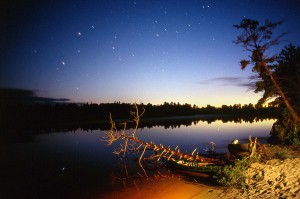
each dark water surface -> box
[0,118,275,199]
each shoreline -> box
[95,157,300,199]
[95,175,224,199]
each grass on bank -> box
[213,145,293,190]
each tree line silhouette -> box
[1,101,278,128]
[0,100,278,143]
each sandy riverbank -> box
[97,157,300,199]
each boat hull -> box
[169,160,223,174]
[228,143,250,157]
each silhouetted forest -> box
[0,87,278,141]
[1,101,278,126]
[0,99,279,142]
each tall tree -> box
[233,18,300,124]
[273,44,300,111]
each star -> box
[61,61,66,65]
[163,8,167,15]
[77,32,82,36]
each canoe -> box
[169,159,223,174]
[228,143,250,157]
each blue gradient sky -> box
[1,0,300,106]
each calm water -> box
[0,118,275,199]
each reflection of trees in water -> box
[1,99,277,126]
[1,99,278,143]
[138,115,275,129]
[1,114,276,143]
[103,105,225,186]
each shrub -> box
[214,156,260,189]
[272,146,293,160]
[258,144,292,161]
[269,117,300,145]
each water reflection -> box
[1,115,277,143]
[0,118,276,198]
[138,119,276,153]
[100,118,276,197]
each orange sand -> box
[92,157,300,199]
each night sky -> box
[1,0,300,106]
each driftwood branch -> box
[102,104,224,166]
[248,136,257,157]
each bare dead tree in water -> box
[102,103,224,182]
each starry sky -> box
[1,0,300,107]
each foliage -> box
[270,119,300,145]
[233,18,285,75]
[258,144,293,161]
[234,18,300,145]
[234,19,274,103]
[214,156,260,189]
[268,45,300,144]
[1,97,278,127]
[214,143,293,190]
[272,146,293,159]
[272,45,300,111]
[234,18,299,125]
